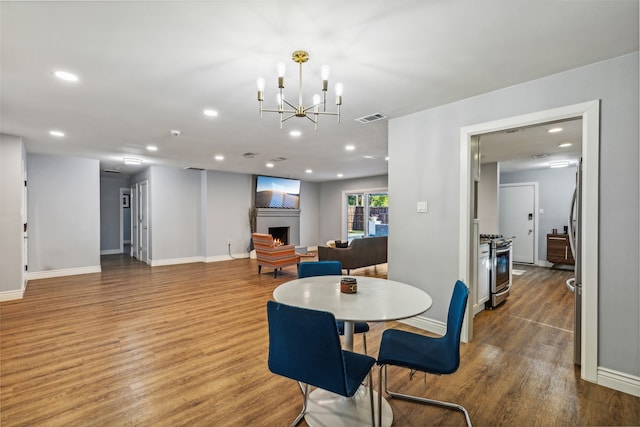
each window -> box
[345,191,388,240]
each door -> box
[499,183,536,264]
[139,180,149,264]
[131,184,138,258]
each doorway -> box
[459,100,600,382]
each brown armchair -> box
[252,233,300,278]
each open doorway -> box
[459,101,600,382]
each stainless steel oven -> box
[481,235,513,308]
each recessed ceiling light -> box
[385,156,389,161]
[305,169,312,174]
[290,130,301,137]
[49,130,65,137]
[558,142,572,148]
[214,155,224,161]
[337,173,343,178]
[54,70,79,82]
[146,145,158,151]
[363,155,374,159]
[123,158,142,166]
[548,127,563,133]
[549,160,569,168]
[266,162,274,168]
[345,145,355,151]
[203,109,218,117]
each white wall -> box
[501,166,577,263]
[389,53,639,378]
[0,134,25,296]
[27,153,101,275]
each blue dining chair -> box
[267,301,376,426]
[298,261,370,354]
[376,280,472,427]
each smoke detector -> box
[170,129,182,137]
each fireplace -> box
[256,208,300,246]
[269,227,290,245]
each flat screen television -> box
[255,175,301,209]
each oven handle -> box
[495,245,512,255]
[494,284,511,297]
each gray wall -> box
[149,166,202,261]
[318,175,388,244]
[478,162,499,234]
[501,166,577,263]
[27,153,101,272]
[389,53,639,377]
[0,134,25,294]
[299,180,320,247]
[205,170,252,256]
[100,174,131,252]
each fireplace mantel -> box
[256,208,300,246]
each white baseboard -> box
[399,314,446,336]
[0,288,25,302]
[597,367,640,397]
[100,249,122,255]
[27,265,102,280]
[149,256,204,267]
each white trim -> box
[597,367,640,398]
[459,100,600,384]
[0,288,25,302]
[149,257,204,267]
[100,249,122,255]
[27,265,101,280]
[399,315,447,337]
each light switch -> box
[417,201,428,213]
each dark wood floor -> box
[1,256,638,426]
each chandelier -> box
[256,50,343,130]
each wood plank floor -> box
[1,256,638,426]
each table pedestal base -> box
[305,386,393,427]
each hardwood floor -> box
[1,256,638,426]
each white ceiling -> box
[1,1,637,181]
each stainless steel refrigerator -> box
[566,157,582,366]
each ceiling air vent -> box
[103,169,121,174]
[242,152,257,159]
[355,113,388,124]
[185,167,204,171]
[270,157,287,162]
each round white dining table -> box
[273,275,432,427]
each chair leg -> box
[362,332,368,355]
[291,382,309,427]
[379,364,472,427]
[258,265,262,274]
[368,369,375,427]
[274,268,278,278]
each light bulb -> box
[321,65,330,81]
[276,62,286,77]
[335,82,344,96]
[313,94,321,106]
[256,77,265,91]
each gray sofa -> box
[317,236,388,274]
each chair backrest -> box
[252,233,274,249]
[442,280,469,371]
[267,301,350,397]
[298,261,342,278]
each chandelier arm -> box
[282,99,297,110]
[281,113,297,123]
[262,107,296,114]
